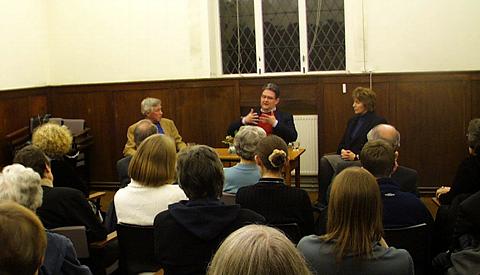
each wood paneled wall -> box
[1,71,479,193]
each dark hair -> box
[133,119,158,147]
[262,83,281,98]
[360,140,395,177]
[13,145,49,178]
[256,135,288,172]
[176,145,224,199]
[352,87,376,112]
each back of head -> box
[0,164,43,211]
[176,145,224,199]
[360,139,396,178]
[324,167,383,260]
[256,135,289,172]
[128,134,176,187]
[262,82,281,98]
[133,119,158,147]
[367,124,401,151]
[467,118,480,154]
[13,145,50,178]
[234,126,267,160]
[207,224,311,275]
[352,87,376,112]
[32,123,73,159]
[0,201,47,275]
[141,97,161,116]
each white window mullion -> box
[253,0,264,74]
[298,0,309,73]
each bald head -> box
[133,119,158,147]
[367,124,400,150]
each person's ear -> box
[44,164,54,180]
[255,155,262,166]
[394,151,399,161]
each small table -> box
[215,147,306,188]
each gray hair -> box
[367,124,401,150]
[234,126,267,160]
[468,118,480,154]
[141,97,161,116]
[0,164,43,211]
[176,145,224,199]
[134,119,158,147]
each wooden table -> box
[215,147,306,188]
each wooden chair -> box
[220,192,236,205]
[5,126,31,161]
[51,226,118,275]
[384,223,431,275]
[116,223,161,275]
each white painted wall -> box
[348,0,480,73]
[47,0,211,85]
[1,1,479,90]
[0,0,49,90]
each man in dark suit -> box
[117,119,158,188]
[227,83,297,143]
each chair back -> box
[51,226,90,258]
[116,223,161,275]
[220,192,236,205]
[384,223,430,275]
[272,223,302,244]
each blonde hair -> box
[128,134,176,187]
[207,225,312,275]
[0,201,47,275]
[32,123,73,158]
[322,167,383,261]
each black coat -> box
[337,111,387,154]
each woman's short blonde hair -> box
[234,126,267,160]
[207,224,312,275]
[0,201,47,275]
[128,134,176,187]
[32,123,73,158]
[352,87,377,112]
[322,166,383,261]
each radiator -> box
[292,115,318,176]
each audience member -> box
[227,82,297,143]
[115,134,187,225]
[236,135,314,237]
[0,164,91,275]
[361,140,433,228]
[223,126,266,194]
[318,87,387,204]
[154,145,265,275]
[0,201,47,275]
[123,97,186,156]
[298,167,413,275]
[32,123,89,196]
[117,119,157,188]
[366,124,419,196]
[207,224,312,275]
[14,145,107,242]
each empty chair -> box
[116,223,161,275]
[384,223,430,275]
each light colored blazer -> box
[123,118,186,156]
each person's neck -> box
[240,158,255,165]
[261,107,276,113]
[261,171,283,179]
[40,178,53,187]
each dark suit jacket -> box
[452,190,480,248]
[227,109,298,143]
[116,156,132,188]
[392,166,419,197]
[337,112,387,154]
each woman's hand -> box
[435,186,451,199]
[340,149,357,161]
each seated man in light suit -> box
[123,97,186,156]
[227,83,297,144]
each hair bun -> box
[268,149,287,168]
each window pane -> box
[262,0,300,73]
[306,0,345,71]
[219,0,256,74]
